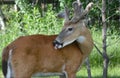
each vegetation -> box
[0,0,120,77]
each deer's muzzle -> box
[53,40,63,49]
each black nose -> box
[53,40,63,47]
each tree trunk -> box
[102,0,109,78]
[85,57,92,78]
[0,8,6,31]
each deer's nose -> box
[53,40,63,49]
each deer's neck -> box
[76,27,93,58]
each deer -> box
[2,1,94,78]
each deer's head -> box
[54,1,93,49]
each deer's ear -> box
[56,7,70,23]
[56,11,66,19]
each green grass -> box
[77,66,120,78]
[0,66,120,78]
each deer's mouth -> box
[53,40,63,49]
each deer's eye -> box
[68,27,73,31]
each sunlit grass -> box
[77,66,120,78]
[0,69,3,78]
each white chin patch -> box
[77,36,86,43]
[63,39,76,47]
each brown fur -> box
[1,35,83,78]
[2,31,93,78]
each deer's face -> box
[54,21,84,49]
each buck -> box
[2,1,94,78]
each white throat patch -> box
[77,36,86,43]
[63,39,76,48]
